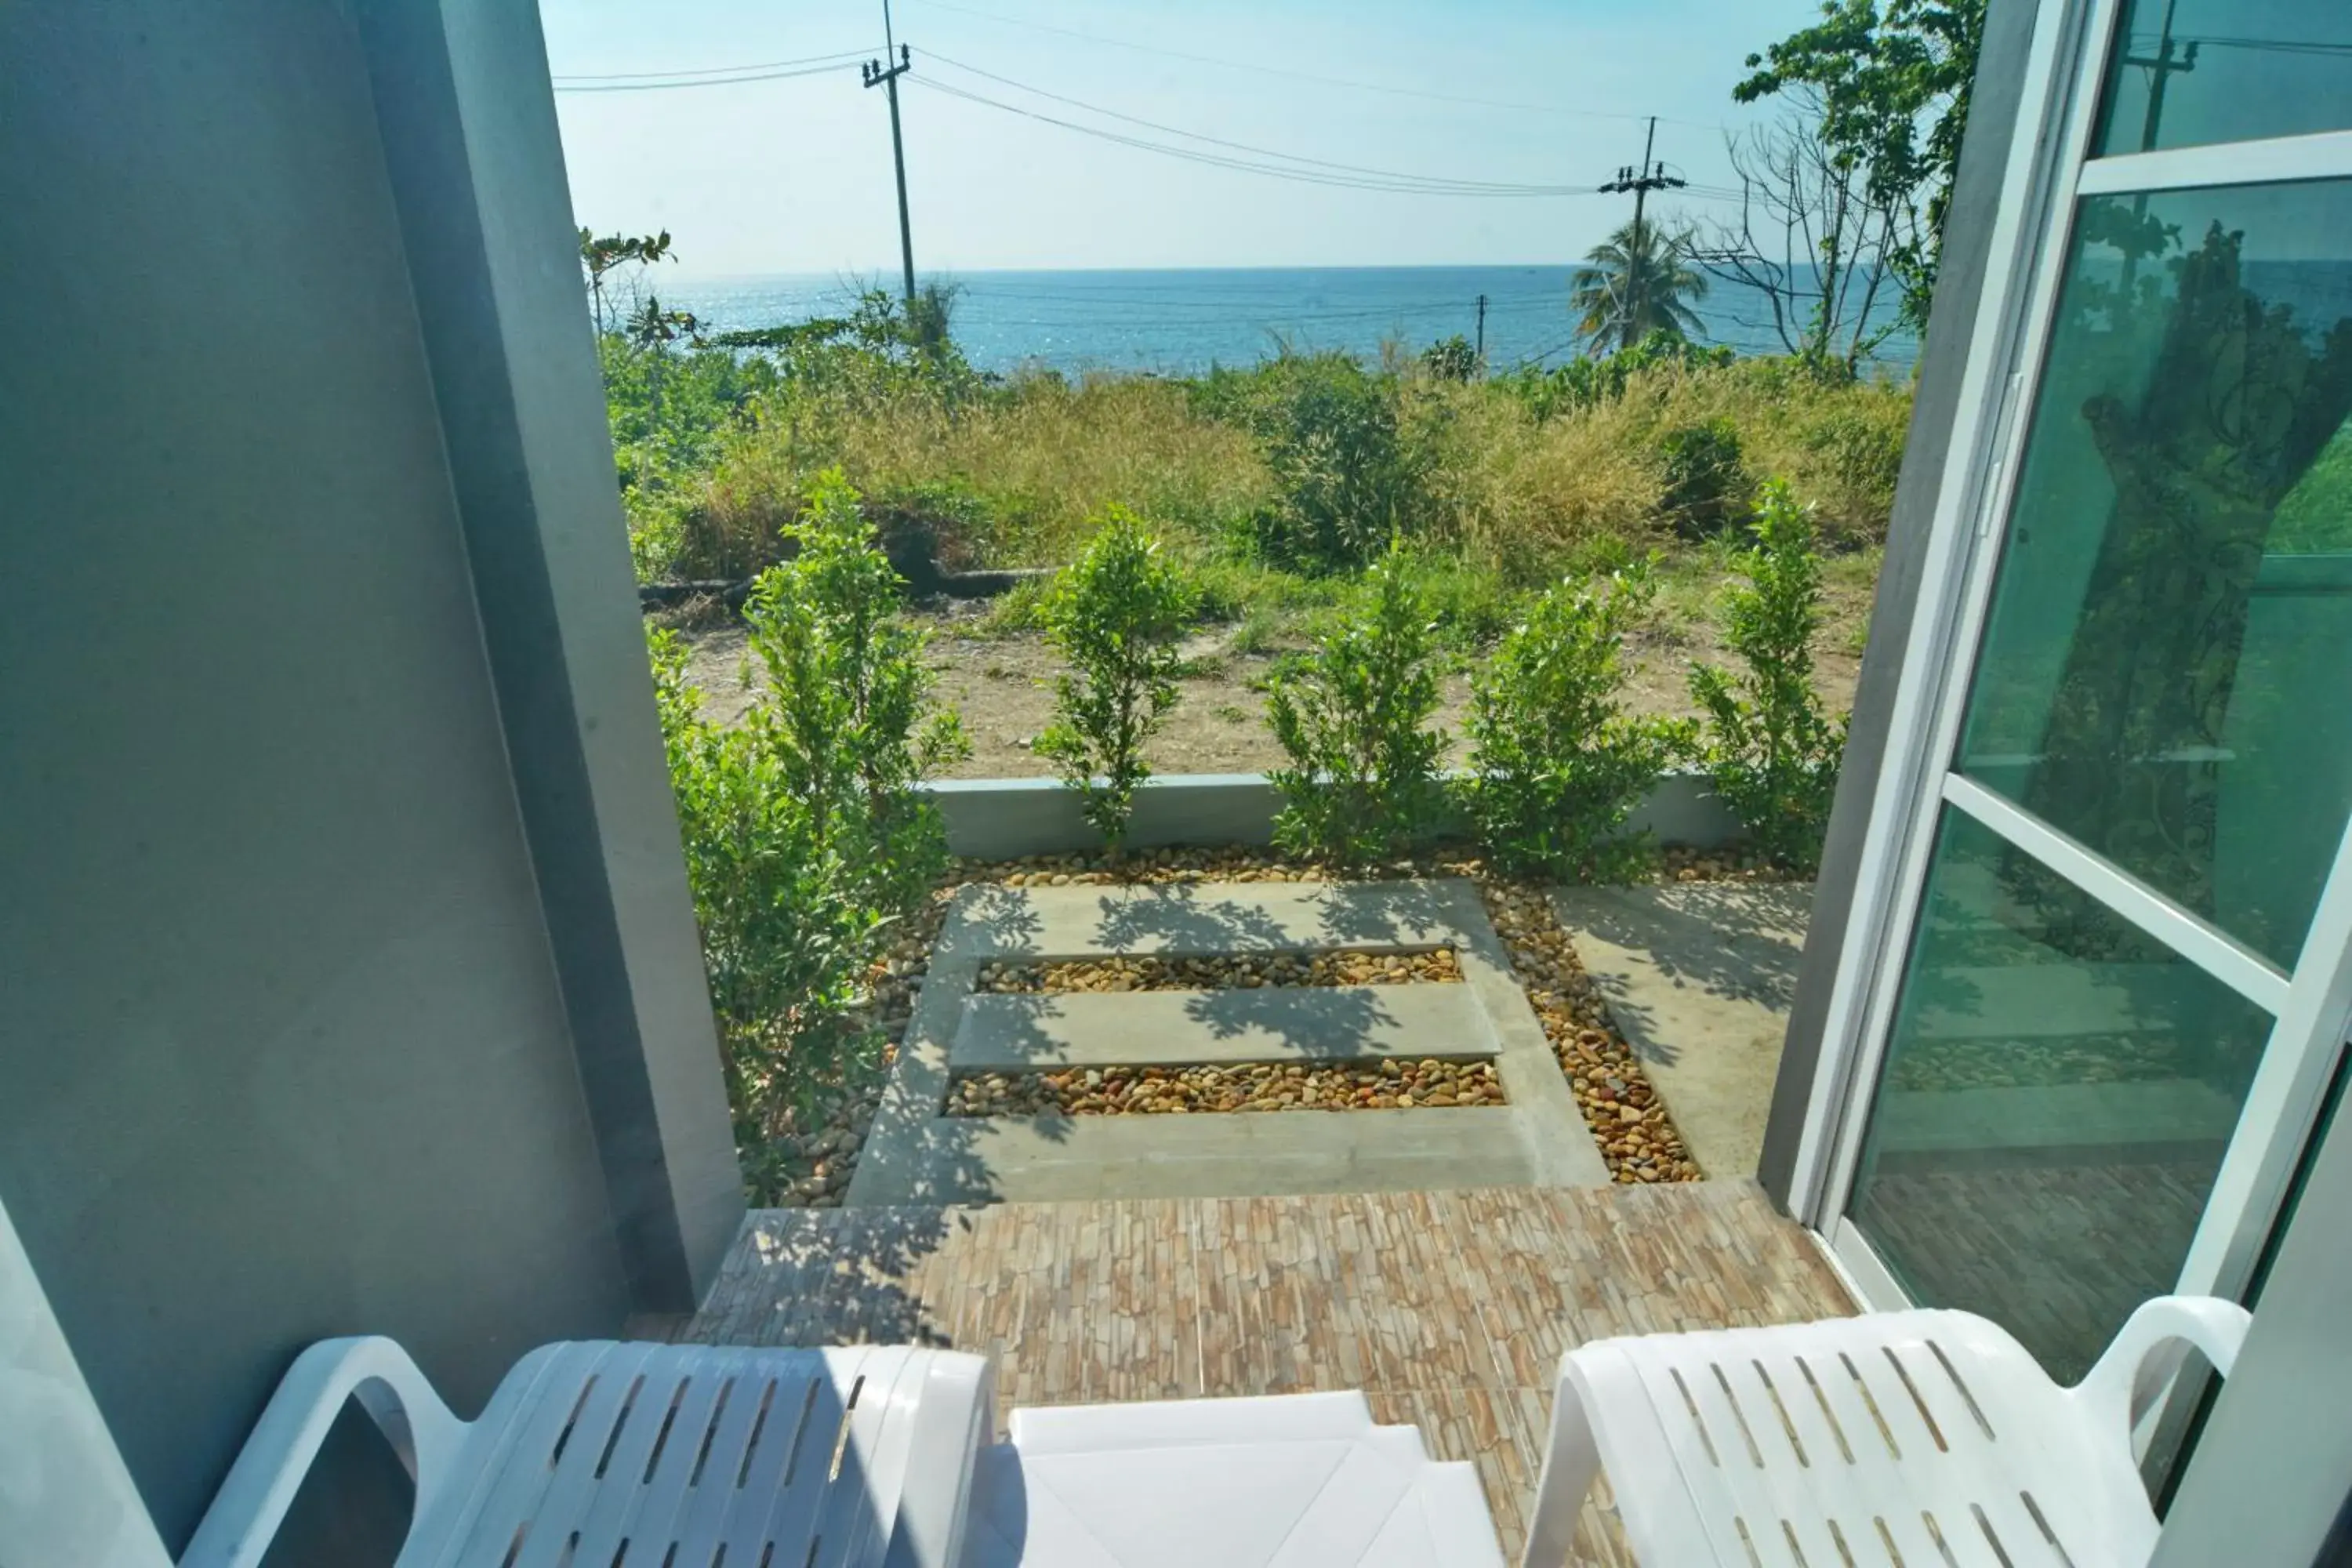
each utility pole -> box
[1596,117,1686,351]
[1475,293,1487,361]
[862,0,917,307]
[2118,0,2197,298]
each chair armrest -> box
[887,1351,997,1568]
[180,1336,466,1568]
[2074,1295,2252,1438]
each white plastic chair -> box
[180,1338,995,1568]
[182,1338,1505,1568]
[1518,1295,2250,1568]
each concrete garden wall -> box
[926,769,1744,858]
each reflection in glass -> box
[2096,0,2352,154]
[1957,180,2352,964]
[1846,809,2277,1381]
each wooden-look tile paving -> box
[636,1180,1853,1565]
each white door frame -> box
[1783,0,2118,1229]
[1788,0,2352,1319]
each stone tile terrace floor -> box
[633,1180,1855,1565]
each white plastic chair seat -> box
[182,1338,996,1568]
[960,1391,1504,1568]
[1518,1295,2250,1568]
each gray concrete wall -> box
[1755,0,2044,1207]
[930,770,1744,859]
[0,0,739,1556]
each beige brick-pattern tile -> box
[633,1180,1852,1562]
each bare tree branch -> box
[1689,93,1913,376]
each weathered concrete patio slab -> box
[868,1107,1541,1203]
[951,984,1493,1071]
[1549,883,1812,1185]
[851,878,1608,1205]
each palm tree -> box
[1569,218,1708,354]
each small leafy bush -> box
[1657,416,1753,539]
[1690,479,1849,873]
[1796,401,1911,541]
[1499,330,1736,422]
[1465,567,1693,881]
[649,630,876,1171]
[1421,335,1480,383]
[742,469,968,913]
[1265,544,1450,865]
[651,469,967,1189]
[1196,351,1425,572]
[1036,508,1196,849]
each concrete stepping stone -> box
[866,1105,1542,1203]
[951,985,1494,1071]
[850,878,1606,1205]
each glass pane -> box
[1957,179,2352,965]
[2095,0,2352,154]
[1846,809,2276,1381]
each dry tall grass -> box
[682,357,1911,583]
[698,373,1272,576]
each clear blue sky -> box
[543,0,1824,278]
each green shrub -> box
[1421,335,1480,383]
[1657,416,1753,539]
[1690,479,1849,873]
[601,332,777,583]
[1197,350,1425,572]
[742,469,968,913]
[648,628,877,1178]
[649,470,966,1193]
[1037,508,1196,849]
[1465,567,1693,881]
[1796,402,1910,539]
[1265,544,1450,865]
[1500,330,1737,422]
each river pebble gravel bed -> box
[946,1057,1505,1117]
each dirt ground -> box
[674,577,1867,779]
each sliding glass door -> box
[1816,0,2352,1384]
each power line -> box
[910,76,1613,196]
[902,0,1727,131]
[552,48,874,83]
[552,59,857,93]
[970,291,1567,318]
[924,53,1593,191]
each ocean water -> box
[656,266,1921,377]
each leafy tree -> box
[1690,480,1849,871]
[579,227,674,331]
[1037,509,1196,851]
[2020,218,2352,956]
[1466,567,1691,882]
[1570,218,1709,356]
[1265,544,1449,866]
[1733,0,1984,333]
